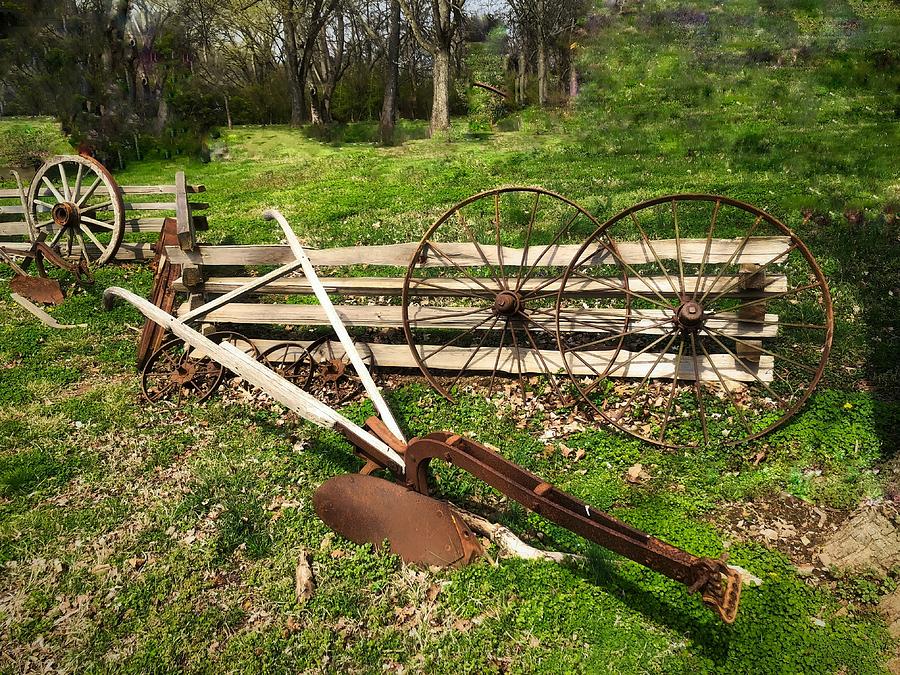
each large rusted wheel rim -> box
[556,194,834,448]
[308,334,375,406]
[27,155,125,266]
[206,331,260,392]
[260,342,315,389]
[141,337,225,404]
[402,187,624,403]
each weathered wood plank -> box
[173,273,788,299]
[175,171,196,251]
[166,237,792,269]
[0,215,209,237]
[0,184,204,198]
[178,302,779,338]
[0,240,155,260]
[1,201,208,214]
[250,339,773,382]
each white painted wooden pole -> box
[264,209,407,444]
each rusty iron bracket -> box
[401,432,741,623]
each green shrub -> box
[0,123,62,168]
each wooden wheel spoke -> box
[41,176,65,203]
[81,215,116,230]
[33,199,55,211]
[698,215,763,305]
[697,337,753,434]
[80,200,113,213]
[514,192,541,293]
[80,224,107,253]
[76,176,102,207]
[692,199,720,299]
[73,163,84,201]
[48,227,66,248]
[76,232,90,262]
[58,164,71,201]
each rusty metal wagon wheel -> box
[142,337,225,404]
[402,186,624,403]
[260,342,316,389]
[556,194,834,448]
[141,331,258,404]
[308,334,376,406]
[26,155,125,266]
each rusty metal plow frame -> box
[103,211,742,624]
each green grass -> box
[1,0,899,671]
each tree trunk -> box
[537,39,548,106]
[379,0,401,145]
[283,5,305,126]
[517,50,526,104]
[568,61,578,101]
[309,86,324,126]
[430,47,451,136]
[224,94,232,128]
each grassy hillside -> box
[1,0,898,672]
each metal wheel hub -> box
[675,300,705,330]
[493,290,522,316]
[51,202,80,229]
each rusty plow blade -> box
[9,274,65,305]
[313,474,483,568]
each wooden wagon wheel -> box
[26,155,125,266]
[402,187,624,402]
[555,194,834,448]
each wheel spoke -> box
[520,316,565,401]
[703,329,786,405]
[425,241,501,295]
[507,320,527,400]
[587,241,677,309]
[570,270,675,310]
[704,242,800,305]
[80,200,113,213]
[704,326,819,374]
[630,212,680,302]
[515,192,541,293]
[488,319,509,397]
[609,332,679,424]
[457,210,504,291]
[58,164,71,201]
[658,337,686,442]
[73,163,84,201]
[698,215,763,305]
[692,199,720,299]
[76,232,90,262]
[33,199,55,211]
[446,315,500,391]
[561,317,674,351]
[518,207,583,288]
[76,176,102,207]
[408,304,492,324]
[81,215,116,231]
[418,314,496,363]
[706,281,822,318]
[48,227,66,248]
[41,176,65,203]
[408,277,495,302]
[581,331,675,395]
[80,224,108,254]
[493,193,507,290]
[697,337,753,434]
[671,200,686,297]
[688,332,709,444]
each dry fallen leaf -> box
[625,463,650,484]
[295,550,315,603]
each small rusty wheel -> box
[141,337,225,404]
[27,155,125,266]
[402,187,623,403]
[260,342,315,389]
[308,334,375,406]
[556,194,834,448]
